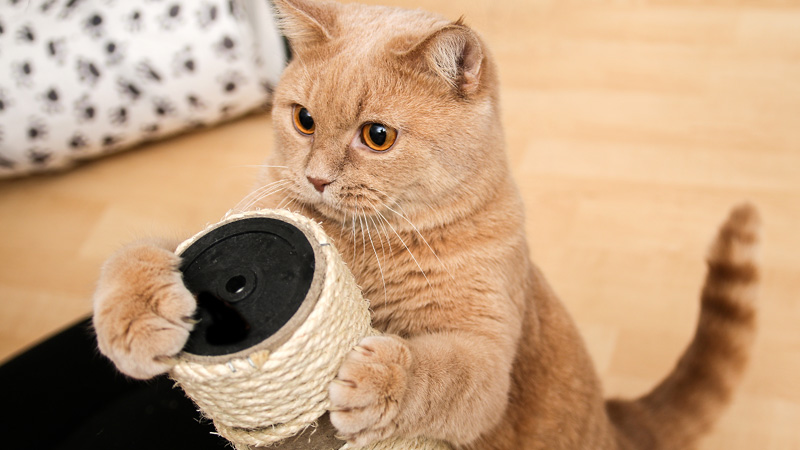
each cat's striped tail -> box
[606,203,761,450]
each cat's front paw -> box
[329,335,413,446]
[93,242,196,380]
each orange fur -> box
[92,1,761,448]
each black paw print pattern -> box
[28,148,52,165]
[124,9,144,32]
[227,0,244,21]
[0,0,285,178]
[196,2,219,29]
[46,38,68,65]
[38,86,63,114]
[172,46,196,76]
[101,134,122,149]
[59,0,86,20]
[16,24,36,43]
[40,0,58,13]
[109,106,129,126]
[69,132,89,150]
[76,59,102,85]
[218,71,245,95]
[0,88,11,113]
[214,34,238,60]
[104,41,126,65]
[74,94,97,122]
[152,97,176,117]
[116,77,143,102]
[136,60,163,83]
[12,60,35,88]
[186,93,206,110]
[26,117,48,141]
[83,12,104,38]
[159,3,184,30]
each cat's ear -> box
[273,0,337,52]
[397,20,484,96]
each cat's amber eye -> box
[292,105,315,135]
[360,123,397,152]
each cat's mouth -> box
[296,180,398,225]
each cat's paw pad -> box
[329,335,412,446]
[109,294,196,379]
[93,243,197,379]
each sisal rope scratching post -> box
[169,209,450,450]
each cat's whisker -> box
[377,216,397,268]
[365,199,395,269]
[228,164,290,170]
[331,196,350,239]
[384,201,455,282]
[371,186,436,216]
[284,198,300,213]
[368,214,388,270]
[362,207,388,305]
[368,210,394,306]
[234,179,291,212]
[247,180,297,208]
[372,205,434,292]
[338,208,348,248]
[242,185,291,212]
[275,195,288,210]
[357,204,368,260]
[276,194,293,211]
[245,178,289,193]
[276,189,302,212]
[233,179,287,211]
[350,208,356,260]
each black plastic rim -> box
[179,217,316,357]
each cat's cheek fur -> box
[329,335,412,445]
[92,241,196,379]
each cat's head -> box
[264,0,508,230]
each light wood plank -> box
[0,1,798,447]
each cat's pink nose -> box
[307,176,331,193]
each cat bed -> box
[0,316,229,450]
[0,0,287,178]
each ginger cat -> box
[92,0,761,449]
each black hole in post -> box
[225,275,246,295]
[196,292,250,346]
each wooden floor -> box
[1,0,798,448]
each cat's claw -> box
[329,335,412,446]
[182,316,200,325]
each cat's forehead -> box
[337,4,447,46]
[281,4,453,121]
[316,4,447,69]
[296,58,404,125]
[296,38,436,108]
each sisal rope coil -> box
[169,209,450,450]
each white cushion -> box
[0,0,286,178]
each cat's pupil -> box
[369,124,387,146]
[298,108,314,130]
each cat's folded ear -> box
[273,0,338,53]
[396,19,485,97]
